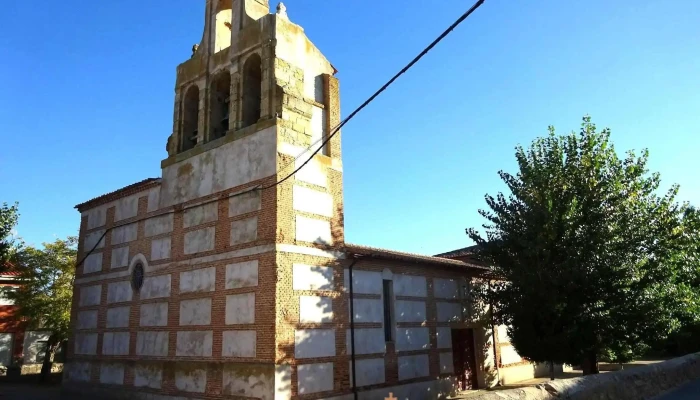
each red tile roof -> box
[344,243,489,271]
[1,261,21,277]
[75,178,161,212]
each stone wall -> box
[466,352,700,400]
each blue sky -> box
[1,0,699,255]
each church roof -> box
[75,178,161,212]
[433,245,479,259]
[344,243,488,271]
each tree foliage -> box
[0,202,20,266]
[8,236,77,381]
[467,116,700,373]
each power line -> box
[76,0,486,268]
[272,0,486,186]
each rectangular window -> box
[383,280,393,342]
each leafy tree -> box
[8,236,76,382]
[0,202,20,266]
[467,116,699,374]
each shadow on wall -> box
[274,264,339,397]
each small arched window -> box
[210,72,231,141]
[181,85,200,152]
[241,54,262,128]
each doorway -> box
[451,328,478,390]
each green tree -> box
[8,236,76,382]
[0,202,20,266]
[467,116,699,374]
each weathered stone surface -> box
[179,298,212,326]
[111,246,129,269]
[295,329,335,358]
[295,216,331,245]
[136,332,169,356]
[83,253,102,274]
[112,224,137,245]
[150,237,172,261]
[141,275,171,299]
[85,208,106,230]
[229,190,261,216]
[225,260,258,289]
[395,300,427,323]
[99,363,125,385]
[293,264,333,290]
[395,327,430,352]
[230,217,258,245]
[134,363,162,389]
[183,202,218,228]
[102,332,129,355]
[349,358,385,387]
[344,269,382,295]
[140,302,168,326]
[77,310,98,330]
[348,298,383,323]
[106,306,130,328]
[436,301,462,322]
[222,363,275,398]
[175,367,207,393]
[436,327,452,349]
[107,281,132,304]
[293,186,333,217]
[180,267,216,293]
[398,354,430,380]
[299,295,333,323]
[294,155,327,187]
[114,195,138,222]
[222,330,256,357]
[439,352,454,374]
[394,274,427,297]
[346,328,385,355]
[184,227,215,254]
[65,362,91,382]
[74,333,98,355]
[176,331,213,357]
[434,278,459,299]
[226,293,255,324]
[298,362,333,394]
[79,285,102,307]
[84,230,105,252]
[144,214,174,237]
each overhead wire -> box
[76,0,486,269]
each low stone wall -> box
[468,352,700,400]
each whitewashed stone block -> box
[102,332,129,355]
[179,298,212,326]
[394,274,427,297]
[225,261,258,289]
[84,230,105,252]
[230,217,258,245]
[180,267,216,293]
[134,364,162,389]
[83,253,102,274]
[107,281,132,304]
[434,278,459,299]
[293,264,333,290]
[225,293,255,324]
[295,329,335,358]
[229,190,261,217]
[111,224,137,245]
[74,333,98,355]
[105,306,130,328]
[295,216,332,245]
[395,327,430,352]
[79,285,102,307]
[77,310,98,330]
[395,300,427,323]
[176,331,213,357]
[349,358,385,387]
[175,368,207,393]
[293,186,333,217]
[298,363,333,394]
[437,302,462,322]
[184,227,215,255]
[346,328,385,355]
[100,363,125,385]
[141,275,171,299]
[150,237,171,261]
[140,302,168,327]
[111,246,129,269]
[348,298,383,323]
[343,269,382,295]
[299,296,333,323]
[398,354,429,380]
[183,203,218,228]
[436,327,452,349]
[136,332,169,356]
[144,214,173,237]
[440,352,455,374]
[222,331,256,357]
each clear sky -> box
[1,0,699,255]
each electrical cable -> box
[75,0,486,268]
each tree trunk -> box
[549,361,555,380]
[40,334,59,384]
[581,350,599,375]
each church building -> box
[63,1,539,398]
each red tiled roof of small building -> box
[344,243,489,271]
[74,178,161,212]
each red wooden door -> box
[452,328,478,390]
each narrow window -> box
[209,72,231,140]
[241,54,262,128]
[181,85,200,152]
[383,279,393,341]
